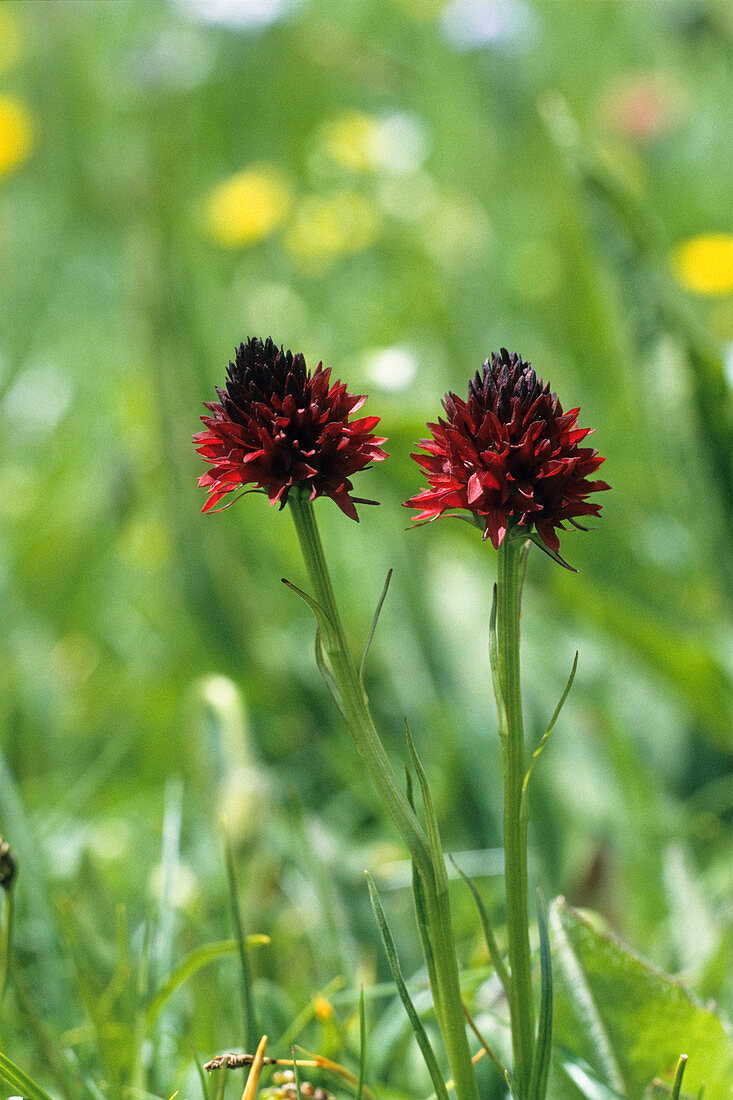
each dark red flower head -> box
[194,337,388,520]
[404,349,609,557]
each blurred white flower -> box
[3,363,73,436]
[318,110,430,177]
[363,346,418,392]
[440,0,538,53]
[174,0,300,30]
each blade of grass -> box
[356,986,367,1100]
[0,1050,54,1100]
[406,766,444,1034]
[291,1046,303,1100]
[225,835,258,1052]
[0,890,14,1004]
[359,569,393,688]
[449,856,510,1001]
[528,889,553,1100]
[462,1003,507,1080]
[671,1054,688,1100]
[193,1051,211,1100]
[505,1068,521,1099]
[365,871,450,1100]
[404,721,447,897]
[520,653,578,828]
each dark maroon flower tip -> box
[404,348,610,556]
[194,337,388,519]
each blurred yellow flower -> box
[0,95,33,177]
[205,165,292,247]
[0,7,21,74]
[320,110,380,173]
[284,190,380,270]
[672,233,733,296]
[313,995,334,1021]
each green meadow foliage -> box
[0,0,731,1096]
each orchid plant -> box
[195,337,610,1100]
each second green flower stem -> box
[288,489,479,1100]
[496,537,535,1096]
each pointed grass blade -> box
[356,987,367,1100]
[450,855,510,1001]
[521,653,578,827]
[282,579,344,714]
[225,836,258,1052]
[404,720,447,896]
[671,1054,688,1100]
[0,1050,54,1100]
[360,570,393,688]
[463,1003,508,1081]
[489,584,508,732]
[528,889,553,1100]
[365,872,450,1100]
[291,1047,304,1100]
[405,766,442,1031]
[505,1068,521,1099]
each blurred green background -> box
[0,0,732,1096]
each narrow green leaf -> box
[365,872,450,1100]
[505,1068,521,1099]
[463,1003,508,1080]
[406,766,444,1034]
[356,986,367,1100]
[360,569,393,688]
[488,583,508,732]
[449,855,510,1000]
[528,888,553,1100]
[525,530,579,572]
[193,1052,211,1100]
[0,890,14,1005]
[0,1050,54,1100]
[292,1046,304,1100]
[281,578,336,640]
[404,720,447,897]
[225,836,258,1052]
[314,626,346,718]
[521,653,578,827]
[671,1054,688,1100]
[283,578,345,714]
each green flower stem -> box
[288,489,479,1100]
[496,536,535,1097]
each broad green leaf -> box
[551,899,733,1097]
